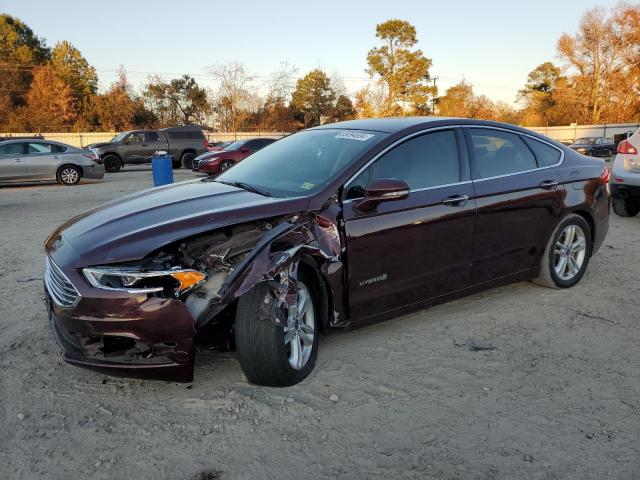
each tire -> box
[533,214,592,289]
[181,152,196,169]
[103,155,120,173]
[56,165,81,186]
[235,269,321,387]
[612,195,640,217]
[220,160,234,172]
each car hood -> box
[196,151,223,161]
[85,142,119,149]
[45,179,307,268]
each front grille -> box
[45,256,80,307]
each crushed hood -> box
[45,179,307,267]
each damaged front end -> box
[47,209,345,382]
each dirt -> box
[1,167,639,480]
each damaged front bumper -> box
[45,289,195,382]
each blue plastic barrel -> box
[151,154,174,186]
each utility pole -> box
[431,76,439,116]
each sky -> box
[0,0,622,104]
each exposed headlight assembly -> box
[83,266,206,297]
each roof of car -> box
[312,117,526,134]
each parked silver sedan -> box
[0,138,105,186]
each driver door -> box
[342,128,476,321]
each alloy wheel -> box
[61,168,79,184]
[283,282,315,370]
[554,224,587,280]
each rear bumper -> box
[82,164,105,179]
[611,183,640,198]
[45,287,196,382]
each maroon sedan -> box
[197,137,277,174]
[44,118,610,386]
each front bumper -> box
[44,285,196,382]
[197,161,220,175]
[82,164,105,180]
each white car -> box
[611,128,640,217]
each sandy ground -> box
[0,166,639,480]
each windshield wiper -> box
[217,180,272,197]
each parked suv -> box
[0,139,104,185]
[611,127,640,216]
[196,137,277,174]
[86,126,207,172]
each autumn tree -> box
[291,69,336,127]
[15,66,76,131]
[210,62,254,132]
[366,19,434,115]
[143,75,210,126]
[332,95,355,122]
[90,68,137,131]
[0,14,51,129]
[437,81,520,122]
[556,4,640,123]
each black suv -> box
[86,126,208,172]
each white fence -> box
[528,122,640,142]
[0,131,287,148]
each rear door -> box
[144,131,167,159]
[25,142,64,179]
[0,142,27,181]
[342,128,476,320]
[464,127,564,284]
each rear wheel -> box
[56,165,81,186]
[533,214,592,289]
[612,195,640,217]
[235,270,320,387]
[181,152,196,169]
[103,155,121,173]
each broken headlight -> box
[82,266,206,297]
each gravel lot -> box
[1,167,639,480]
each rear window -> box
[523,137,561,167]
[469,129,537,179]
[0,143,24,155]
[167,130,205,140]
[27,142,68,153]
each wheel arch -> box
[571,209,595,253]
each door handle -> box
[14,158,22,162]
[53,155,59,159]
[441,194,470,206]
[539,180,559,190]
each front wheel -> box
[181,152,196,169]
[220,160,234,171]
[533,214,592,289]
[612,196,640,217]
[235,271,320,387]
[103,155,121,173]
[56,165,81,186]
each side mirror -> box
[355,178,410,212]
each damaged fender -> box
[185,208,346,331]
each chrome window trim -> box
[463,125,565,182]
[342,125,466,202]
[342,180,473,205]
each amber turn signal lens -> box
[170,270,206,292]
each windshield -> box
[225,140,248,151]
[110,132,128,143]
[575,137,595,144]
[214,129,385,198]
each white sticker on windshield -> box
[335,131,375,141]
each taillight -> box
[600,166,610,183]
[617,140,638,155]
[83,153,98,160]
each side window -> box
[50,144,67,153]
[127,132,145,143]
[28,142,53,154]
[595,138,603,145]
[245,140,260,150]
[522,137,561,167]
[468,129,537,179]
[146,132,160,142]
[345,130,461,199]
[0,143,25,156]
